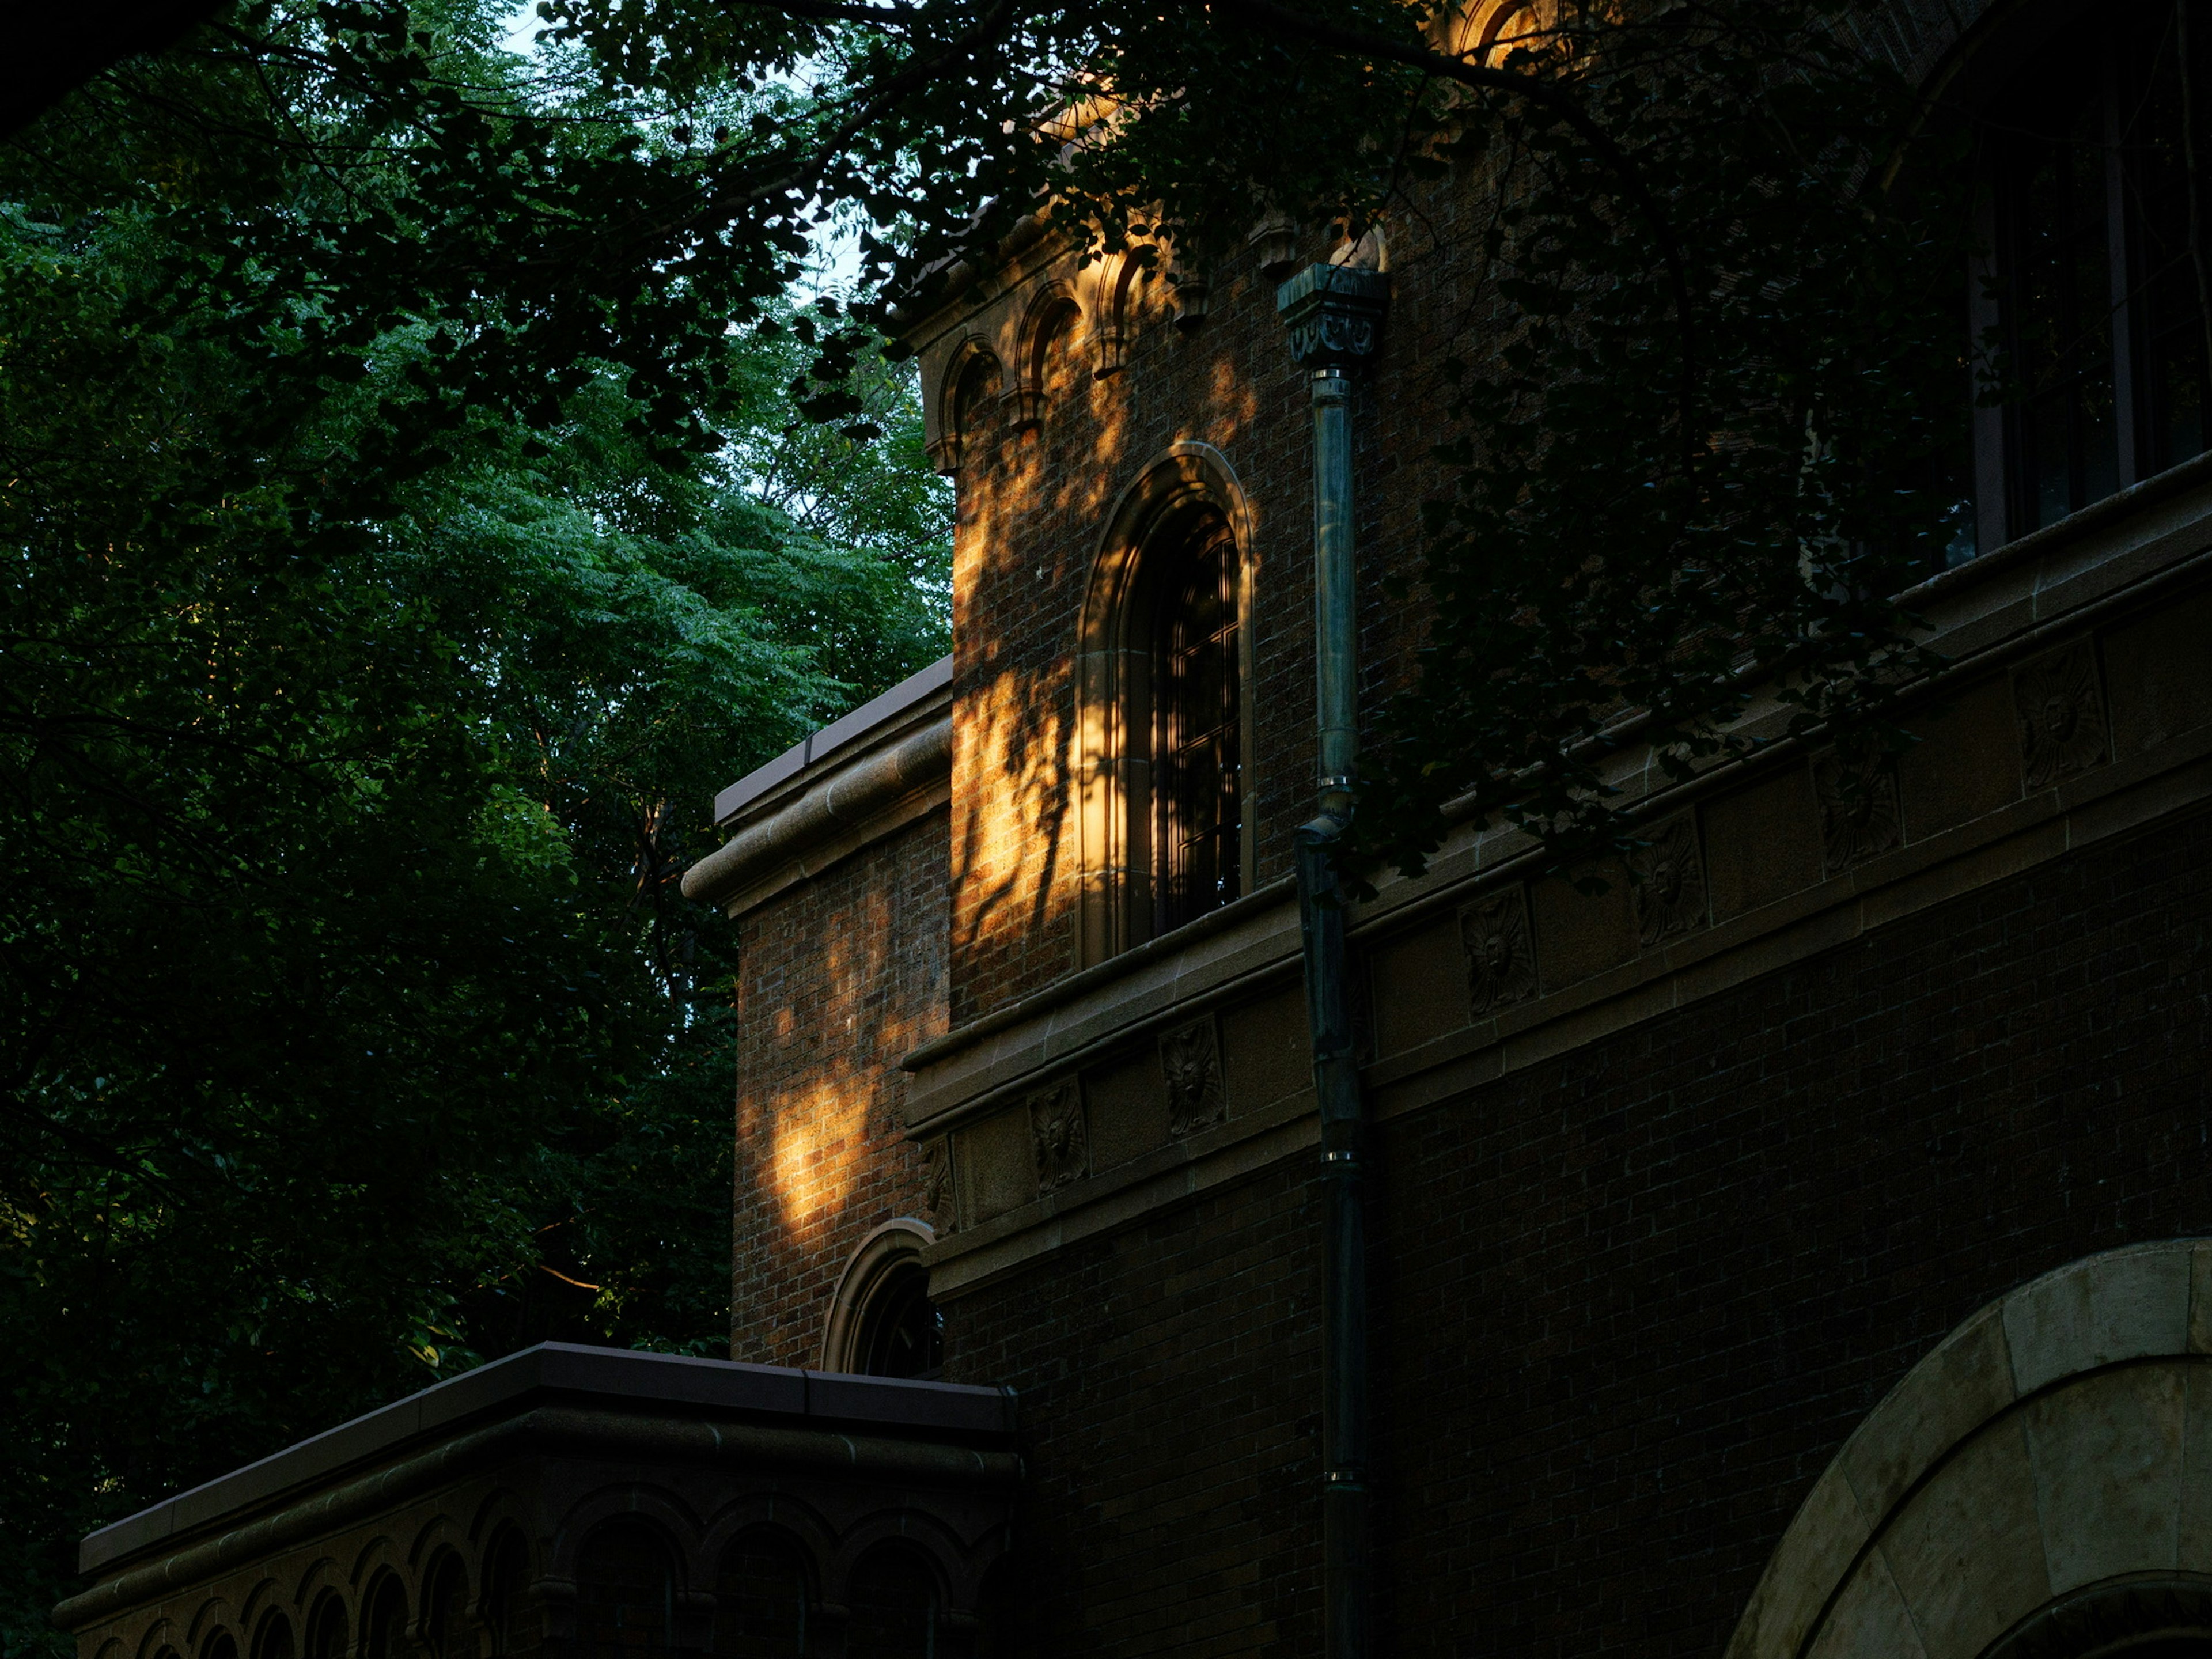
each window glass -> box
[1154,516,1241,930]
[856,1262,943,1380]
[845,1550,935,1659]
[306,1598,347,1659]
[714,1534,808,1659]
[1965,7,2212,552]
[426,1557,469,1659]
[1998,49,2120,529]
[484,1532,529,1658]
[575,1524,673,1659]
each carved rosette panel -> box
[1460,885,1538,1016]
[1814,748,1903,876]
[1027,1080,1090,1191]
[922,1137,959,1234]
[2014,639,2109,790]
[1629,815,1707,948]
[1159,1018,1227,1139]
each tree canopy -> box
[0,6,949,1645]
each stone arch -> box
[1724,1239,2212,1659]
[551,1490,701,1583]
[820,1218,938,1375]
[710,1522,819,1659]
[925,337,1005,476]
[1007,281,1082,430]
[1073,442,1257,965]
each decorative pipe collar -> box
[1275,263,1391,370]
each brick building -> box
[53,3,2212,1659]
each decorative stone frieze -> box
[923,1137,959,1233]
[2014,638,2110,789]
[1628,815,1707,948]
[1274,264,1391,370]
[1027,1078,1089,1189]
[1460,885,1539,1014]
[1159,1018,1227,1138]
[1813,747,1904,876]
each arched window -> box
[423,1555,469,1659]
[365,1581,408,1659]
[482,1531,531,1658]
[204,1634,239,1659]
[254,1616,295,1659]
[1074,446,1253,965]
[1940,4,2211,563]
[820,1219,942,1380]
[855,1261,943,1379]
[304,1596,347,1659]
[713,1532,809,1659]
[1152,513,1242,933]
[844,1548,937,1659]
[575,1522,673,1659]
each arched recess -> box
[1006,282,1081,431]
[1074,442,1257,966]
[925,339,1003,476]
[820,1219,941,1378]
[1725,1239,2212,1659]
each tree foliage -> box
[0,8,948,1647]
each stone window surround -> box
[1724,1238,2212,1659]
[819,1218,940,1376]
[1073,441,1260,968]
[902,447,2212,1302]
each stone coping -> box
[80,1343,1014,1576]
[712,654,953,828]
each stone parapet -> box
[56,1344,1019,1659]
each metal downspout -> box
[1276,262,1390,1659]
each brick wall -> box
[729,811,950,1366]
[943,187,1482,1025]
[944,802,2212,1658]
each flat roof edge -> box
[713,654,953,827]
[78,1343,1012,1578]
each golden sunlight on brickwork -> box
[729,816,948,1366]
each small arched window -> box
[254,1616,295,1659]
[482,1531,531,1658]
[713,1532,809,1659]
[365,1581,408,1659]
[424,1555,469,1659]
[575,1523,673,1659]
[844,1548,937,1659]
[1151,513,1242,933]
[855,1261,943,1379]
[304,1596,347,1659]
[821,1220,942,1380]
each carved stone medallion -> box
[2014,639,2109,790]
[1628,815,1707,948]
[1159,1018,1227,1139]
[1460,886,1538,1016]
[1813,748,1903,876]
[1027,1080,1089,1191]
[922,1137,958,1234]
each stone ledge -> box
[76,1343,1016,1578]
